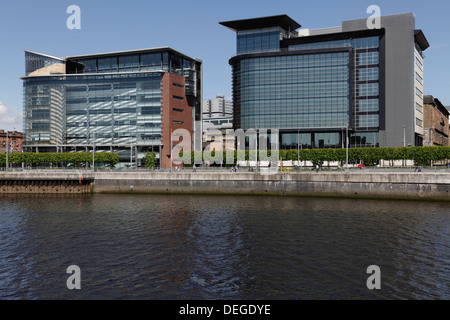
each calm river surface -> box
[0,194,448,300]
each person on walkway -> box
[193,164,196,172]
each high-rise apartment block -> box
[203,95,233,119]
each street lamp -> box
[403,125,406,147]
[92,133,96,172]
[5,131,9,170]
[255,128,258,172]
[297,130,299,169]
[346,126,349,169]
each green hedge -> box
[3,147,448,168]
[177,146,450,166]
[0,152,119,167]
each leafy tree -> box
[145,152,157,168]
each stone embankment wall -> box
[1,171,449,200]
[93,172,450,200]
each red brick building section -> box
[161,73,193,168]
[423,95,449,146]
[0,130,23,153]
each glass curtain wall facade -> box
[222,15,383,149]
[23,79,65,148]
[64,73,163,150]
[234,52,350,130]
[237,27,281,54]
[288,36,381,148]
[22,49,202,167]
[230,35,381,149]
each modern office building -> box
[423,95,449,146]
[22,48,202,168]
[220,13,430,149]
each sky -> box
[0,0,449,131]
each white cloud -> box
[0,101,8,116]
[0,101,23,131]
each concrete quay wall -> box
[92,172,450,200]
[1,171,449,199]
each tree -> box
[145,152,157,168]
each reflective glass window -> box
[119,55,139,72]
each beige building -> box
[414,41,425,143]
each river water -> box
[0,194,448,300]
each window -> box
[162,52,169,71]
[356,115,379,128]
[415,72,423,85]
[357,83,379,96]
[416,118,423,127]
[356,99,379,112]
[140,53,161,69]
[352,36,379,49]
[350,132,379,148]
[32,122,50,130]
[415,103,423,113]
[415,57,423,71]
[357,68,379,81]
[173,95,184,100]
[356,52,379,66]
[173,82,184,88]
[141,107,161,115]
[173,108,184,112]
[237,28,281,54]
[80,59,97,73]
[119,55,139,71]
[97,57,117,73]
[415,88,423,98]
[32,109,50,118]
[173,120,184,124]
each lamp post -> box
[255,128,258,172]
[130,144,133,169]
[403,125,406,147]
[346,126,349,169]
[92,133,96,172]
[5,131,9,171]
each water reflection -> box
[0,194,448,299]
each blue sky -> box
[1,0,449,131]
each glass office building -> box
[220,14,429,148]
[22,48,202,167]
